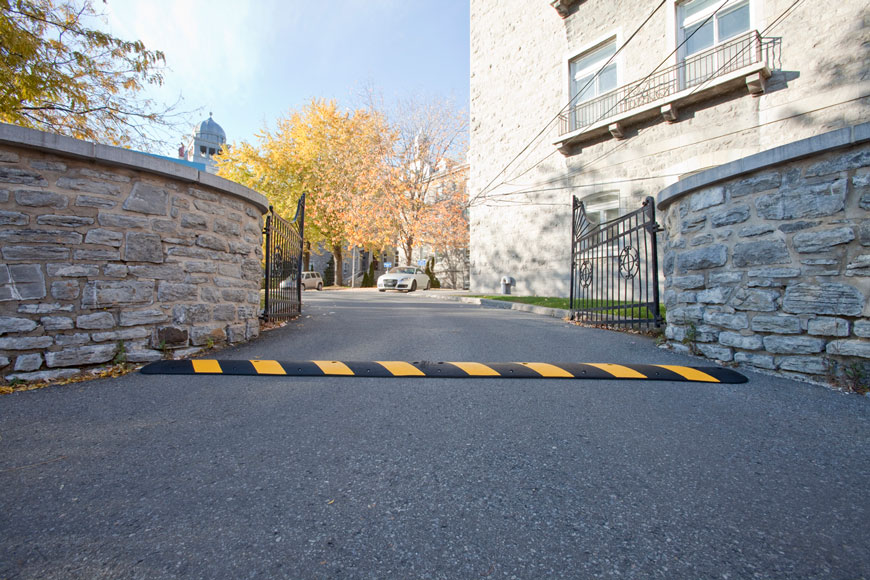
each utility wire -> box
[467,0,668,208]
[476,0,805,206]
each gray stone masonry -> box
[657,128,870,387]
[0,123,268,381]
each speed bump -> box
[140,360,747,383]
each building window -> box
[583,191,620,226]
[208,148,216,155]
[678,0,751,87]
[568,39,618,131]
[200,145,207,154]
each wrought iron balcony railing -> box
[559,31,781,136]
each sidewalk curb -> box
[425,293,571,320]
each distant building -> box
[178,113,227,174]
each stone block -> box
[47,263,100,277]
[153,326,189,348]
[97,212,149,229]
[666,305,705,324]
[119,309,168,326]
[755,181,846,220]
[226,324,247,343]
[676,245,727,271]
[218,264,242,278]
[779,221,820,233]
[0,229,82,245]
[36,215,94,227]
[6,369,80,383]
[212,304,237,321]
[214,219,240,237]
[671,275,705,289]
[14,190,67,208]
[54,333,90,346]
[157,282,198,301]
[246,319,260,341]
[184,261,217,274]
[747,267,800,278]
[172,304,211,324]
[122,182,169,215]
[51,280,79,300]
[76,168,130,183]
[689,186,725,211]
[75,195,116,208]
[690,234,714,247]
[0,356,8,368]
[750,315,801,334]
[103,264,128,278]
[3,264,46,300]
[30,161,67,172]
[0,168,47,185]
[807,317,850,337]
[125,348,163,363]
[201,286,221,302]
[0,316,38,335]
[76,312,116,329]
[681,215,706,233]
[777,356,829,375]
[14,353,43,372]
[710,272,742,285]
[732,240,790,267]
[220,288,246,302]
[0,336,53,349]
[845,255,870,277]
[730,288,779,312]
[190,325,226,346]
[697,287,732,304]
[793,227,855,253]
[728,172,780,197]
[151,219,176,233]
[74,249,120,261]
[804,149,870,177]
[124,232,164,263]
[181,213,208,230]
[737,225,776,238]
[703,311,749,330]
[128,264,184,280]
[763,335,826,354]
[193,199,224,215]
[91,327,151,342]
[195,234,228,252]
[81,280,154,308]
[826,340,870,359]
[734,352,776,370]
[56,177,122,196]
[40,316,74,331]
[860,221,870,247]
[45,344,117,368]
[17,302,73,314]
[719,331,763,350]
[711,205,750,227]
[0,211,29,225]
[782,283,864,315]
[85,228,124,247]
[854,320,870,338]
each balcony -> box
[555,32,781,153]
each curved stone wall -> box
[0,124,269,382]
[657,123,870,385]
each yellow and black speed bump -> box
[140,360,747,383]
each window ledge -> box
[554,61,771,154]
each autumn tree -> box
[216,99,394,286]
[0,0,183,149]
[380,96,469,265]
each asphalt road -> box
[2,290,869,579]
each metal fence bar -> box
[570,195,661,328]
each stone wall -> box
[0,124,269,382]
[657,124,870,384]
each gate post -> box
[262,207,273,320]
[644,196,663,328]
[569,196,579,319]
[296,194,305,311]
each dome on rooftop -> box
[194,113,226,144]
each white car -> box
[377,266,430,292]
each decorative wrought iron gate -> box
[570,195,662,328]
[262,194,305,321]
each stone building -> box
[469,0,870,295]
[179,113,227,174]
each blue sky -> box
[106,1,470,155]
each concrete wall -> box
[657,123,870,384]
[469,0,870,295]
[0,124,269,382]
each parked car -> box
[279,271,323,291]
[377,266,430,292]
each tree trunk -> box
[303,241,311,271]
[332,243,344,286]
[403,237,414,266]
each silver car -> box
[377,266,430,292]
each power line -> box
[475,0,807,206]
[467,0,668,208]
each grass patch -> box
[471,295,666,320]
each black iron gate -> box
[570,195,662,328]
[263,194,305,321]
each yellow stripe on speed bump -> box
[448,362,501,376]
[313,360,355,376]
[653,365,719,383]
[192,359,222,374]
[584,363,648,379]
[518,362,574,378]
[251,360,286,375]
[376,361,426,376]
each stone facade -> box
[469,0,870,295]
[0,124,269,382]
[657,125,870,383]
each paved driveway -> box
[2,290,869,579]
